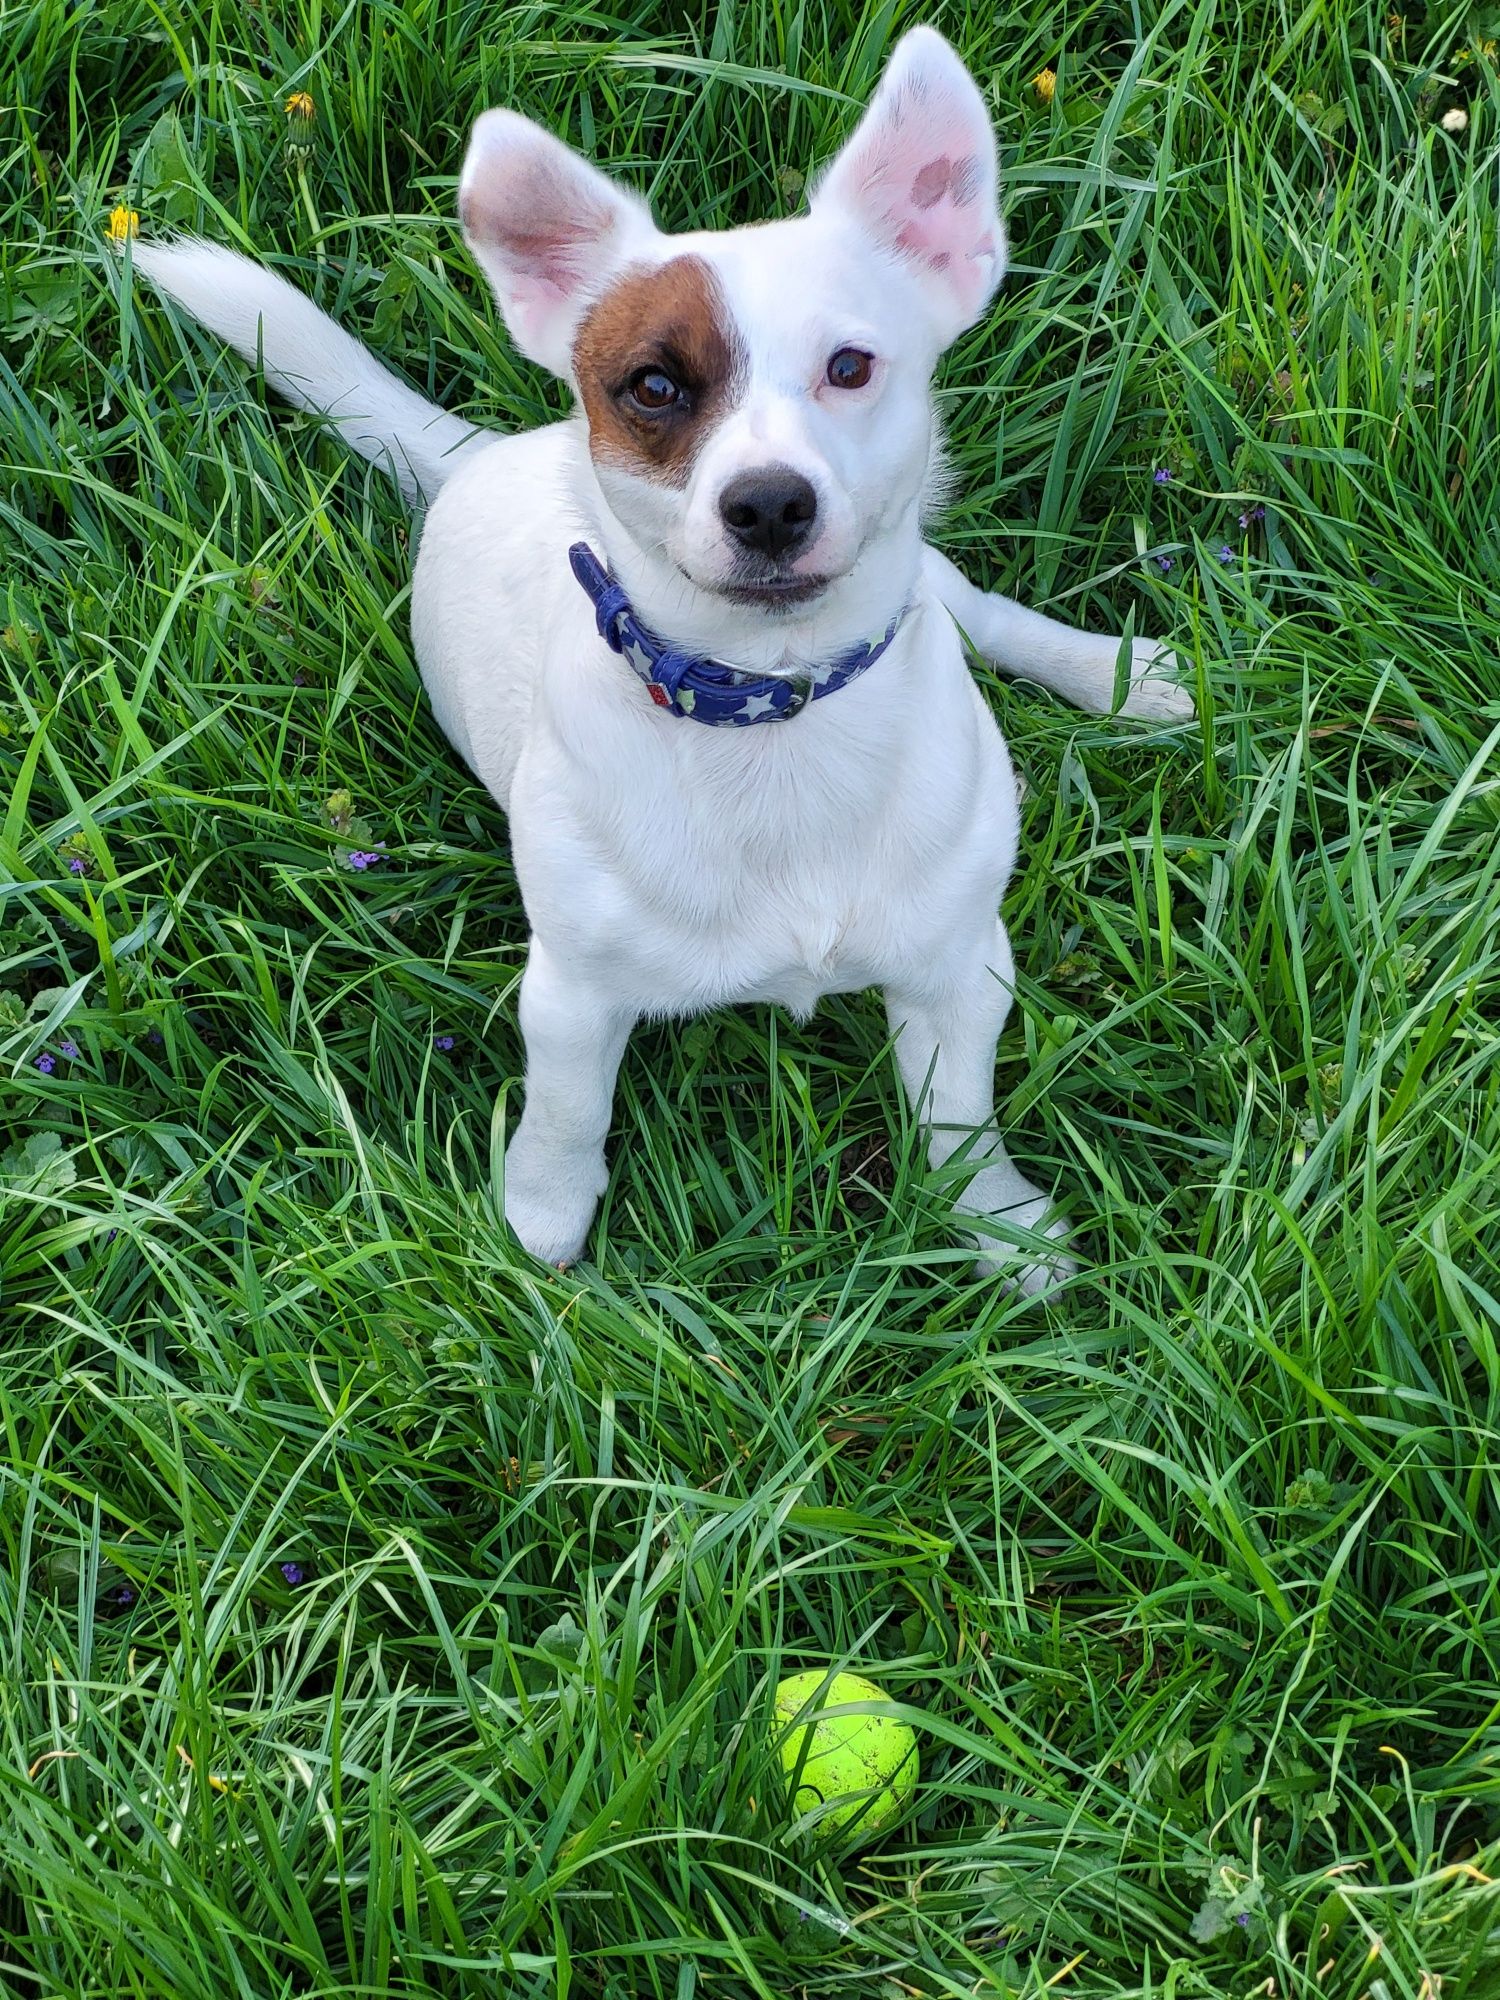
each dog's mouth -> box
[716,573,832,609]
[673,549,853,613]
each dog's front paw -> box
[503,1135,604,1267]
[1116,639,1196,721]
[968,1202,1076,1300]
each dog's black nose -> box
[718,468,818,559]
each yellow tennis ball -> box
[772,1670,919,1843]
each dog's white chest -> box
[794,909,848,975]
[746,908,858,1014]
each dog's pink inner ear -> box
[893,153,995,273]
[837,125,999,319]
[462,162,608,289]
[459,111,654,373]
[813,33,1005,339]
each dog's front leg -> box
[923,547,1195,721]
[502,941,635,1267]
[886,922,1075,1297]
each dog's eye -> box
[826,348,874,390]
[627,368,682,411]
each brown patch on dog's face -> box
[572,255,744,487]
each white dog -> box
[132,28,1191,1294]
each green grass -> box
[4,0,1500,1992]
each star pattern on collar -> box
[568,543,906,728]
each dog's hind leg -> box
[885,923,1075,1299]
[923,547,1195,721]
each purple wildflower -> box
[1155,554,1174,573]
[293,671,307,686]
[59,1040,79,1060]
[35,1053,55,1073]
[1234,1913,1251,1928]
[1217,544,1235,562]
[1239,504,1266,528]
[1153,467,1172,484]
[67,856,87,876]
[348,844,387,871]
[280,1561,305,1586]
[147,1027,164,1046]
[433,1034,455,1052]
[105,1583,136,1609]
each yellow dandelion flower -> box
[1477,38,1498,59]
[285,90,316,122]
[107,204,139,244]
[1033,67,1057,105]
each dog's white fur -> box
[130,29,1192,1293]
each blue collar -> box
[568,542,904,726]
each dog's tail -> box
[130,238,485,506]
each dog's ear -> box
[811,28,1006,345]
[459,110,660,377]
